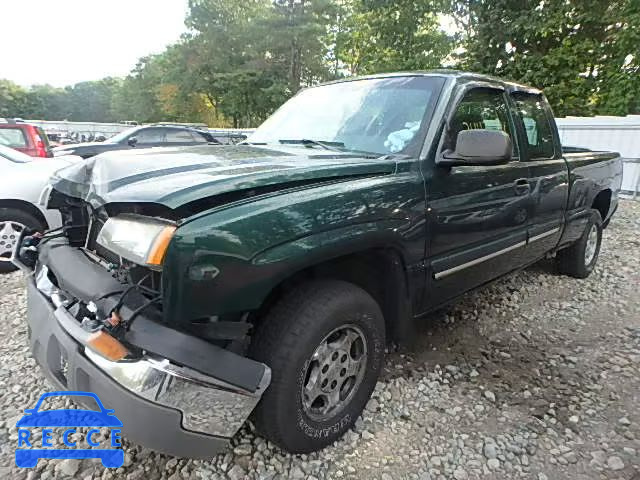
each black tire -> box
[556,209,602,279]
[0,208,45,273]
[250,280,385,453]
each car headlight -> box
[96,215,176,268]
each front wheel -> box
[556,209,602,279]
[250,280,385,453]
[0,208,45,273]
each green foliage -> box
[1,0,639,124]
[0,78,121,121]
[182,0,336,125]
[0,80,30,118]
[454,0,640,116]
[267,0,338,90]
[337,0,453,75]
[111,56,166,123]
[66,78,121,122]
[182,0,290,126]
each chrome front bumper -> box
[84,349,270,438]
[24,258,271,443]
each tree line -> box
[1,0,638,127]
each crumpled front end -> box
[13,212,271,458]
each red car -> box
[0,122,52,158]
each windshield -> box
[106,126,140,144]
[0,144,32,163]
[249,76,444,156]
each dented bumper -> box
[16,237,271,458]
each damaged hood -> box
[50,144,396,214]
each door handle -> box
[514,178,530,196]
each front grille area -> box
[51,193,163,303]
[82,212,122,267]
[85,219,162,294]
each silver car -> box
[0,144,81,272]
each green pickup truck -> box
[15,71,622,457]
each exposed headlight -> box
[96,215,176,268]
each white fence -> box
[556,115,640,197]
[24,120,255,144]
[25,120,132,140]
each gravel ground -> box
[1,199,639,480]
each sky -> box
[0,0,189,87]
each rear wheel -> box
[556,209,602,279]
[0,208,45,273]
[250,280,385,453]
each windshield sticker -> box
[384,121,421,153]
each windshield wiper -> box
[254,139,404,160]
[377,153,409,160]
[278,139,346,151]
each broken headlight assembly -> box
[96,215,176,269]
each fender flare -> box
[251,220,415,343]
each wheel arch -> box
[0,199,49,229]
[163,218,419,339]
[252,245,413,345]
[591,188,612,224]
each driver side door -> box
[423,87,533,310]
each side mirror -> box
[127,137,138,147]
[438,129,512,167]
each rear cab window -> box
[511,93,556,160]
[0,127,28,148]
[165,129,197,143]
[134,128,166,144]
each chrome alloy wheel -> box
[0,221,25,261]
[584,224,598,266]
[301,324,368,422]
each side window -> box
[511,93,555,159]
[134,128,165,144]
[165,129,197,143]
[0,128,27,147]
[446,88,516,157]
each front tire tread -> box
[250,279,384,453]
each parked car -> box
[16,71,622,458]
[0,144,81,272]
[52,124,220,158]
[0,121,53,158]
